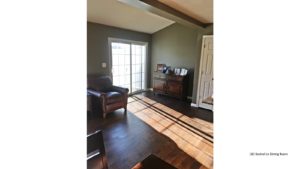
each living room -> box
[3,0,298,169]
[87,0,213,169]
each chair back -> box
[88,75,112,91]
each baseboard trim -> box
[191,102,213,111]
[198,103,213,110]
[190,103,198,107]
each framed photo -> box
[156,64,165,72]
[180,68,188,76]
[163,66,170,73]
[174,68,181,75]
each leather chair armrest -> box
[111,86,129,95]
[87,89,106,98]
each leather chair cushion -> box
[106,92,123,104]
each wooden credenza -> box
[153,71,187,100]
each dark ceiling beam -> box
[140,0,210,28]
[118,0,212,29]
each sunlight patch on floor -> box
[127,95,214,169]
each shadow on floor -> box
[88,110,204,169]
[133,91,213,123]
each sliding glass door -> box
[110,38,147,94]
[131,44,146,93]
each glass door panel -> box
[111,42,131,92]
[111,40,146,94]
[131,44,145,93]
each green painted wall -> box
[87,21,213,102]
[151,23,213,102]
[87,22,152,87]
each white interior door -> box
[197,35,213,110]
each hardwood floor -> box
[139,92,213,123]
[87,91,213,169]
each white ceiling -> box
[158,0,213,23]
[87,0,174,34]
[87,0,213,34]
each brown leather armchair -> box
[87,75,129,118]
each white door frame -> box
[196,35,213,110]
[108,37,148,94]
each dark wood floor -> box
[87,91,213,169]
[137,92,213,123]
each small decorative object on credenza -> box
[172,67,188,76]
[179,68,188,76]
[156,64,165,72]
[162,66,171,74]
[174,68,181,75]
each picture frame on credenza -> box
[174,68,181,75]
[156,64,165,72]
[180,68,188,76]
